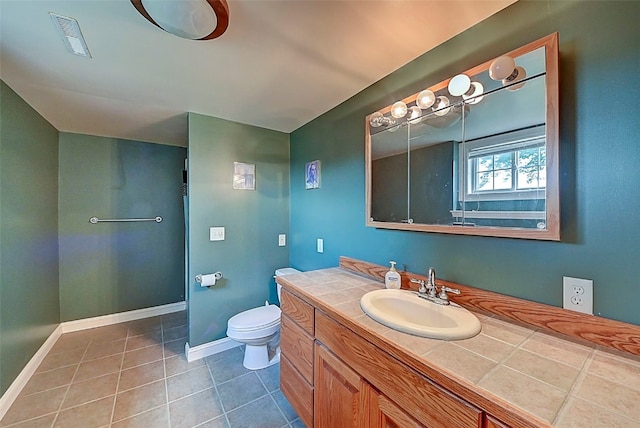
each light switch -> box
[278,234,286,247]
[209,227,225,241]
[317,238,324,253]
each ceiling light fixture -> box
[49,13,92,58]
[130,0,229,40]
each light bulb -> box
[448,74,471,97]
[408,106,422,124]
[433,96,451,116]
[489,55,516,80]
[504,66,527,91]
[416,89,435,109]
[369,111,383,127]
[462,82,485,104]
[391,101,408,119]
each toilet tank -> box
[275,268,300,302]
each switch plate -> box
[317,238,324,253]
[278,234,286,247]
[209,227,225,241]
[563,276,593,315]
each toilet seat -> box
[225,267,300,370]
[227,305,281,340]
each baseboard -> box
[61,301,186,333]
[0,301,186,420]
[0,324,62,420]
[185,337,241,362]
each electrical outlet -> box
[317,238,324,253]
[563,276,593,315]
[278,234,286,247]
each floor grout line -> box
[0,312,300,428]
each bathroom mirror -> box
[366,33,559,240]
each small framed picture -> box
[305,160,320,190]
[233,162,255,190]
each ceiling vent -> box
[49,13,92,58]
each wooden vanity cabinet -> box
[484,416,510,428]
[280,286,506,428]
[370,391,425,428]
[315,311,483,428]
[314,343,369,427]
[280,289,315,427]
[315,341,425,428]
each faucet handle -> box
[438,285,460,302]
[410,278,427,294]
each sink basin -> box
[360,289,481,340]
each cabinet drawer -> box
[315,311,483,428]
[281,314,314,384]
[280,288,314,335]
[281,354,313,428]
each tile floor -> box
[0,311,303,428]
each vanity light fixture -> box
[505,66,527,91]
[448,74,471,96]
[369,112,384,127]
[448,74,485,104]
[489,55,515,80]
[489,55,527,90]
[408,106,422,124]
[372,72,485,128]
[462,82,485,104]
[369,111,396,128]
[432,96,451,117]
[130,0,230,40]
[391,101,409,119]
[416,89,436,109]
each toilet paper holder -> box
[196,272,223,287]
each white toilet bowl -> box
[226,268,300,370]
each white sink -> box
[360,289,481,340]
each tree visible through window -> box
[472,144,546,194]
[459,125,547,202]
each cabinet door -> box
[484,415,510,428]
[314,343,369,428]
[370,390,425,428]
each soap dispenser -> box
[384,261,401,289]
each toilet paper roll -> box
[199,272,223,287]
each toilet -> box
[226,268,300,370]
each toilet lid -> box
[228,305,281,332]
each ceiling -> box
[0,0,515,147]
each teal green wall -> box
[290,1,640,325]
[0,81,60,395]
[188,113,289,347]
[58,133,186,321]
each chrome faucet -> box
[426,267,437,297]
[410,267,460,305]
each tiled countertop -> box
[278,267,640,427]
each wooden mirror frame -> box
[365,33,559,240]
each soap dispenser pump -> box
[384,261,401,289]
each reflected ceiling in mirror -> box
[366,33,559,240]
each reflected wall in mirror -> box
[366,33,559,240]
